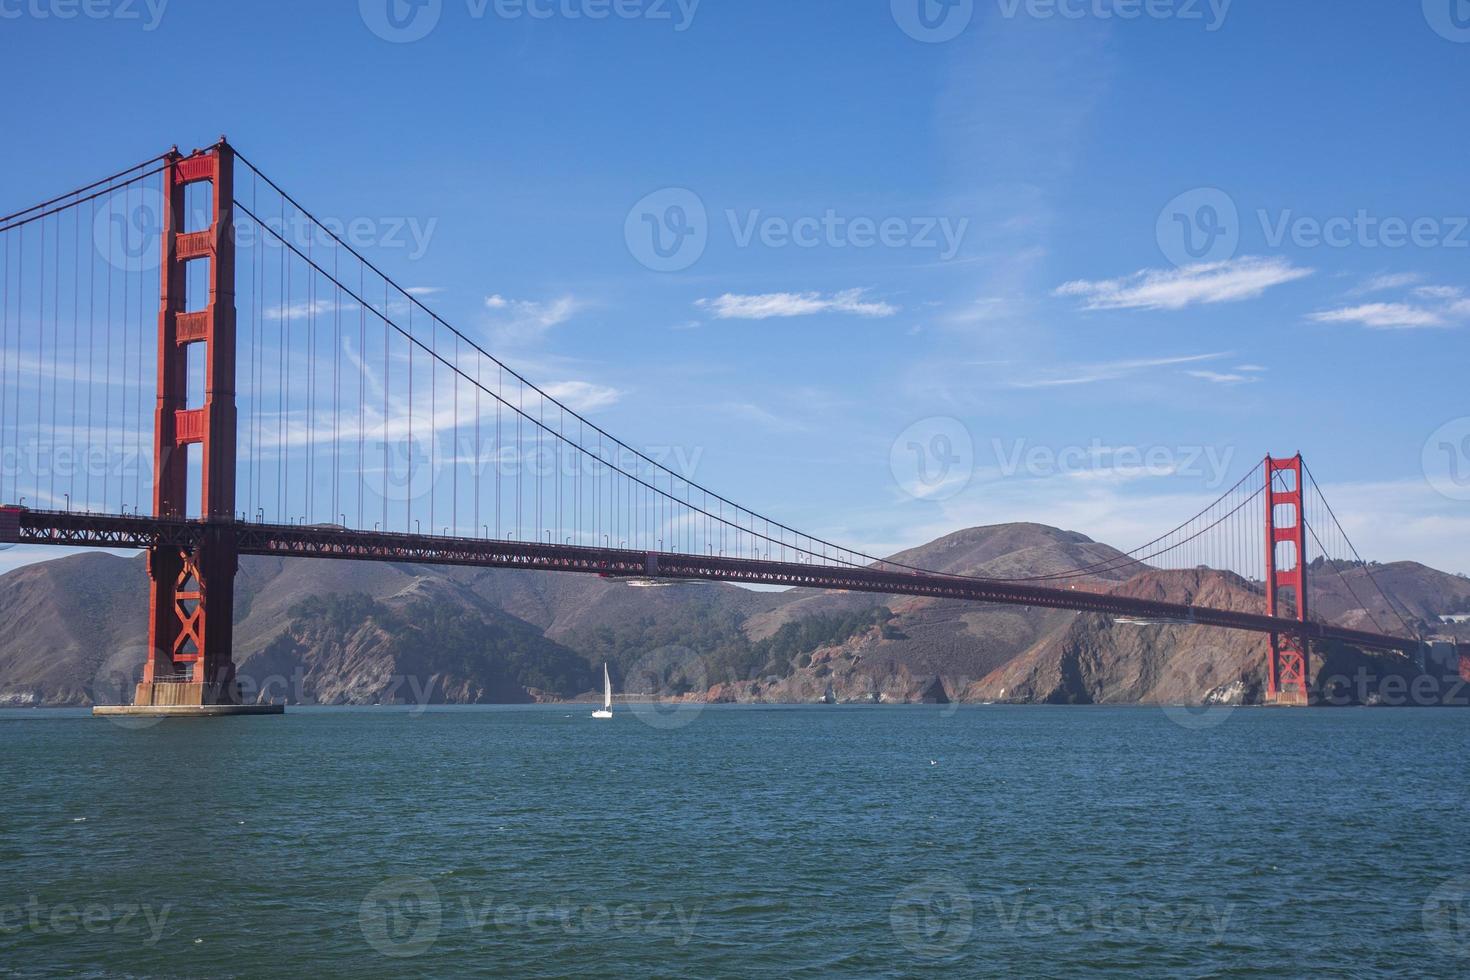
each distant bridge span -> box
[4,507,1427,659]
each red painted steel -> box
[141,140,240,705]
[10,508,1424,659]
[1265,455,1311,705]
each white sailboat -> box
[592,663,614,719]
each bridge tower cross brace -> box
[135,140,240,708]
[1265,454,1310,706]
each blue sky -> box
[1,0,1468,574]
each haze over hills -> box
[0,523,1464,708]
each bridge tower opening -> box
[1264,454,1310,706]
[134,141,241,708]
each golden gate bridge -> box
[0,139,1453,714]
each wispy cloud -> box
[1308,286,1468,330]
[265,298,354,322]
[541,380,622,412]
[406,286,443,297]
[1055,257,1312,311]
[946,296,1019,325]
[717,400,811,433]
[484,294,583,345]
[696,289,898,320]
[1352,272,1423,295]
[1186,369,1260,385]
[1415,285,1463,300]
[1006,352,1227,389]
[1308,303,1449,330]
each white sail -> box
[593,663,613,718]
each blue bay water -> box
[2,704,1468,977]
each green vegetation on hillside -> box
[289,593,595,697]
[567,603,894,685]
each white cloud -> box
[265,298,351,322]
[406,286,442,297]
[1186,369,1259,385]
[1055,257,1313,311]
[1006,352,1228,389]
[1311,282,1469,330]
[1307,303,1449,330]
[1415,285,1463,301]
[717,401,811,433]
[1354,272,1423,294]
[946,296,1017,324]
[696,289,898,320]
[484,294,583,345]
[541,380,622,413]
[1234,364,1267,372]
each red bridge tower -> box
[133,140,241,708]
[1265,454,1310,706]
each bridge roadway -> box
[1,506,1425,657]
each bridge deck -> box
[1,507,1424,656]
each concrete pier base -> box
[93,704,284,718]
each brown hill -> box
[0,524,1462,707]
